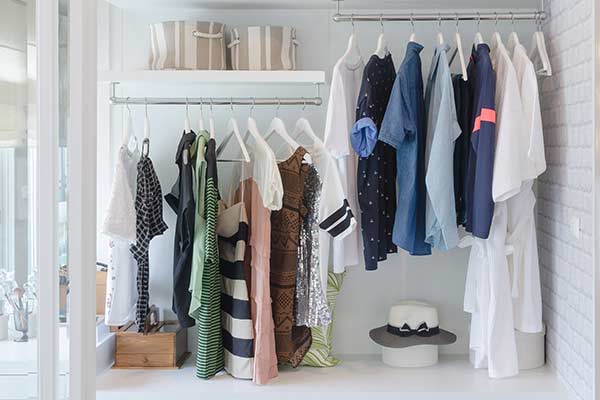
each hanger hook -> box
[230,97,234,114]
[250,97,255,116]
[455,13,459,30]
[410,13,415,31]
[302,97,307,113]
[495,12,499,27]
[199,98,203,116]
[209,97,214,115]
[510,11,515,25]
[144,97,148,116]
[380,14,384,32]
[185,97,189,114]
[126,97,131,113]
[477,12,481,29]
[276,97,281,117]
[438,13,442,30]
[351,13,355,32]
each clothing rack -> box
[331,11,547,23]
[109,96,322,106]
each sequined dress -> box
[295,165,331,328]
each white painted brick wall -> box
[538,1,594,399]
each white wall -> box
[97,4,537,356]
[537,1,594,399]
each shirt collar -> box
[407,41,424,54]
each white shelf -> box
[96,354,565,400]
[98,70,326,85]
[109,0,540,11]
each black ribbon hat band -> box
[386,322,440,338]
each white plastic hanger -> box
[241,99,264,145]
[490,13,503,53]
[141,98,150,157]
[198,98,205,132]
[374,14,388,58]
[291,100,323,145]
[474,12,485,46]
[183,97,191,133]
[123,97,139,152]
[436,14,445,45]
[506,12,520,54]
[454,14,468,80]
[343,14,362,63]
[208,98,216,139]
[263,99,300,152]
[216,99,251,163]
[408,14,417,43]
[529,13,552,76]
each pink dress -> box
[237,179,278,384]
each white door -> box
[0,0,96,398]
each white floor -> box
[96,354,566,400]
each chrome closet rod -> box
[109,96,322,106]
[332,11,546,22]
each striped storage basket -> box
[228,26,299,70]
[149,21,226,70]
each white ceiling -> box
[109,0,541,10]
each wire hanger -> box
[183,97,191,133]
[343,13,362,63]
[529,13,552,76]
[374,14,388,58]
[506,12,521,54]
[142,97,150,157]
[408,13,417,43]
[436,14,445,45]
[474,12,484,46]
[453,14,468,81]
[198,98,205,132]
[263,98,304,162]
[216,98,251,163]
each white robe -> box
[464,40,522,379]
[506,43,546,333]
[464,203,518,378]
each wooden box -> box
[113,321,190,369]
[96,270,107,315]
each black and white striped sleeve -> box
[318,157,357,240]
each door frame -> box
[37,0,60,398]
[68,0,98,399]
[594,0,599,398]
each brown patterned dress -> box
[270,146,312,367]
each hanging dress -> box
[295,164,331,328]
[165,130,197,329]
[270,146,312,367]
[218,201,254,379]
[232,138,282,384]
[130,154,168,332]
[195,137,224,379]
[102,143,139,326]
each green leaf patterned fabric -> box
[300,272,344,367]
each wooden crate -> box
[113,321,190,369]
[96,270,107,315]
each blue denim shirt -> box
[424,44,461,251]
[379,42,431,256]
